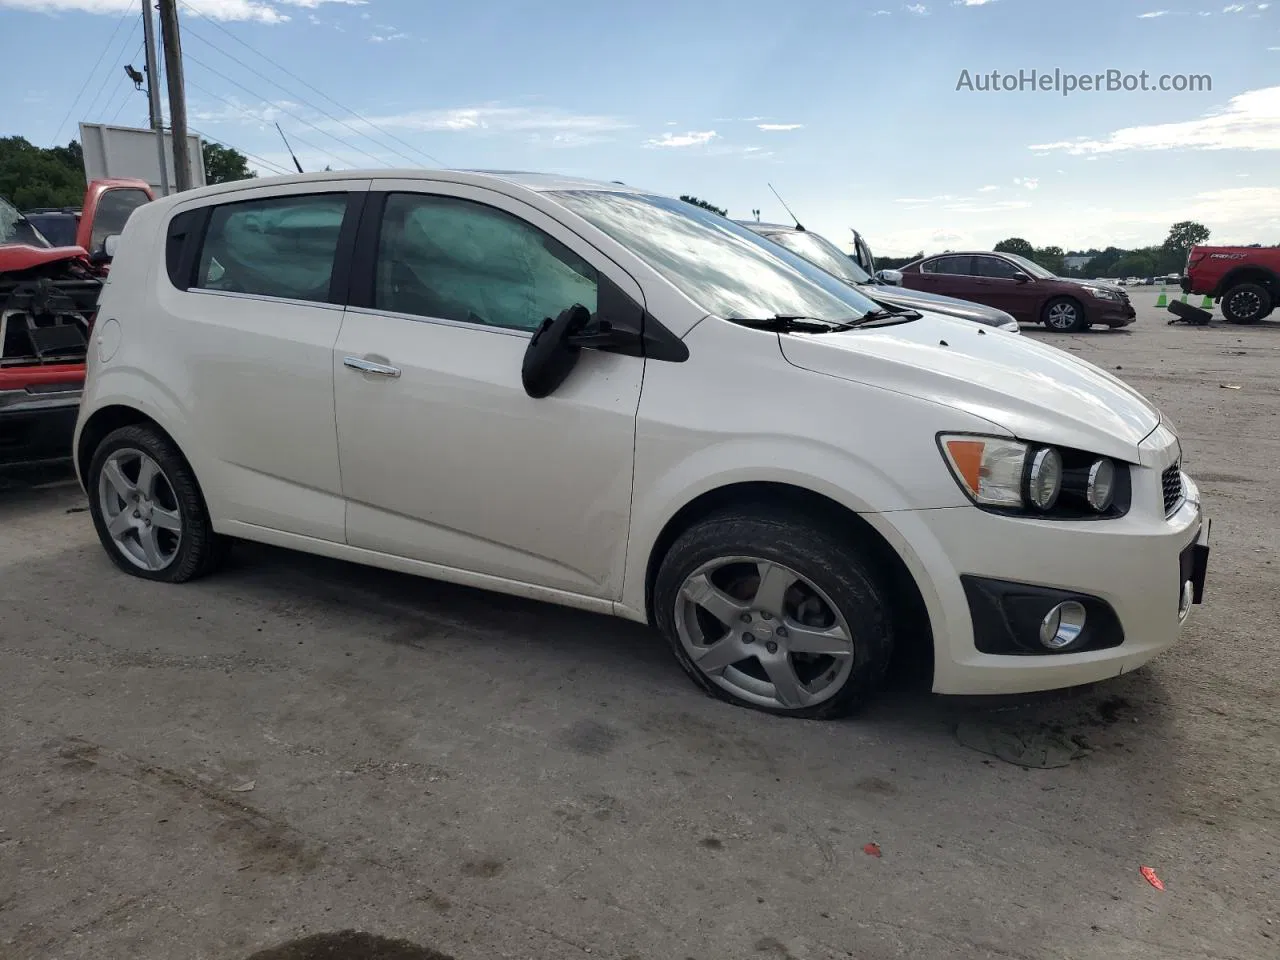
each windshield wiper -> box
[728,309,921,334]
[846,307,923,325]
[727,314,847,333]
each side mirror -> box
[103,234,120,259]
[522,304,591,399]
[875,269,903,286]
[1013,271,1030,284]
[522,303,649,398]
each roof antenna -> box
[768,182,804,231]
[275,122,304,173]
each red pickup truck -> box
[1,179,154,467]
[1182,244,1278,324]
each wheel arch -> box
[76,404,197,494]
[1040,292,1086,326]
[1217,266,1279,297]
[641,480,935,688]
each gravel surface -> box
[1,300,1276,960]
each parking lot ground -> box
[2,300,1278,960]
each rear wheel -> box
[1041,297,1088,332]
[653,505,893,719]
[1220,282,1271,325]
[86,424,227,582]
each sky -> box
[4,0,1279,256]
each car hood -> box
[779,312,1159,461]
[858,282,1017,327]
[1059,277,1125,295]
[0,243,89,272]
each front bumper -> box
[0,384,82,467]
[889,425,1206,695]
[1087,298,1137,327]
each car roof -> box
[736,220,802,233]
[157,168,658,207]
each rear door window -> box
[923,256,972,275]
[972,256,1019,279]
[195,193,349,303]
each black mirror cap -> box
[1014,272,1030,283]
[522,304,591,398]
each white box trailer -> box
[78,122,205,196]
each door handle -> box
[343,356,401,378]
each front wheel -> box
[1220,282,1271,324]
[652,506,893,719]
[86,424,227,582]
[1041,297,1088,332]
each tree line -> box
[1,135,257,209]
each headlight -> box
[939,436,1127,517]
[1027,447,1063,510]
[1082,285,1120,301]
[939,435,1030,509]
[1085,458,1116,512]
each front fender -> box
[619,432,964,619]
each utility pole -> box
[140,0,170,196]
[157,0,192,191]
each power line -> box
[84,21,142,122]
[51,1,137,144]
[187,125,292,177]
[106,42,148,125]
[185,79,353,172]
[179,0,444,167]
[181,26,429,169]
[183,51,387,169]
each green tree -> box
[1033,245,1065,275]
[1113,251,1157,278]
[679,194,727,216]
[1163,220,1210,256]
[0,136,85,209]
[993,237,1034,258]
[202,141,257,185]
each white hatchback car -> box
[74,170,1210,719]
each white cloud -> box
[1138,10,1170,17]
[871,9,891,14]
[1029,86,1280,154]
[952,0,998,6]
[333,105,631,135]
[977,184,999,192]
[943,199,1032,213]
[905,3,930,13]
[644,130,719,148]
[0,0,364,22]
[757,123,803,131]
[1223,3,1246,10]
[1013,176,1039,189]
[369,29,408,42]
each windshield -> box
[550,191,883,322]
[1002,252,1057,279]
[0,197,51,248]
[763,229,873,285]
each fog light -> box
[1179,580,1194,622]
[1039,600,1087,651]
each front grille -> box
[1162,462,1184,515]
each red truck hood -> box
[0,243,91,272]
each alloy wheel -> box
[1046,302,1078,329]
[673,556,856,711]
[1228,289,1262,321]
[97,448,183,572]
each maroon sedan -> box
[895,252,1136,332]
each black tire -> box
[86,424,227,583]
[1220,282,1271,325]
[652,504,894,720]
[1041,296,1088,332]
